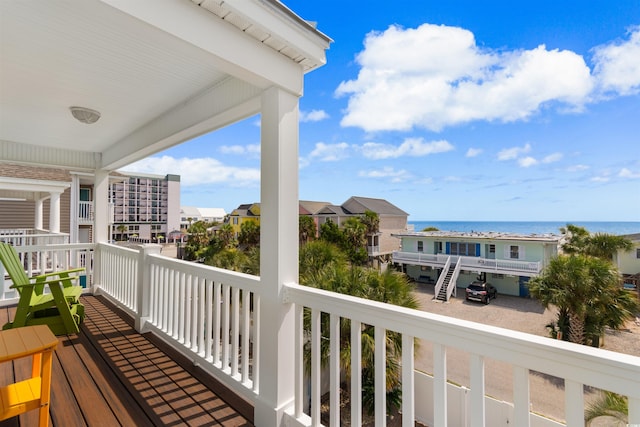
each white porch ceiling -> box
[0,0,330,171]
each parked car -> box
[465,281,497,304]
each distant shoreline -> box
[408,220,640,235]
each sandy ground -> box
[412,282,640,424]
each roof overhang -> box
[0,0,330,171]
[0,176,71,201]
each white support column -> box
[564,380,584,427]
[135,244,161,332]
[629,397,640,426]
[34,195,44,230]
[402,334,415,427]
[48,192,61,233]
[513,366,530,427]
[433,343,447,427]
[93,170,110,243]
[469,354,485,427]
[69,174,79,243]
[254,86,300,426]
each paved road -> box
[411,283,639,424]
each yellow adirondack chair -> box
[0,242,85,335]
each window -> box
[450,242,478,256]
[489,244,495,254]
[233,217,238,225]
[509,245,519,259]
[435,241,443,253]
[417,241,424,252]
[636,248,640,259]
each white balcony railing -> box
[393,251,541,275]
[2,243,638,427]
[0,243,94,303]
[78,200,94,223]
[0,228,70,247]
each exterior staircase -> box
[435,264,456,301]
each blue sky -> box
[125,0,640,221]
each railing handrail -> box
[283,281,640,398]
[147,252,262,293]
[446,260,462,301]
[433,256,451,298]
[393,250,541,274]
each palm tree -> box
[560,224,591,255]
[585,391,628,426]
[300,246,418,416]
[238,221,260,248]
[343,217,368,265]
[561,224,633,260]
[319,219,343,246]
[299,240,347,280]
[116,224,127,240]
[529,254,639,345]
[217,223,235,249]
[360,210,380,236]
[585,233,633,260]
[299,215,317,244]
[206,248,249,272]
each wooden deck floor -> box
[0,295,253,427]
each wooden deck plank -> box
[0,294,253,427]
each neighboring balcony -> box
[0,243,638,427]
[79,200,94,224]
[393,251,542,276]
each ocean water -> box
[408,221,640,236]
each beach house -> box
[616,233,640,297]
[392,231,563,300]
[315,196,409,262]
[1,1,638,426]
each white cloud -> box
[518,156,538,168]
[358,166,411,183]
[497,143,532,161]
[542,152,563,163]
[300,109,329,122]
[219,144,260,156]
[336,23,593,132]
[619,167,640,178]
[308,142,350,161]
[591,175,610,182]
[361,138,453,159]
[123,155,259,187]
[466,148,483,157]
[567,164,589,172]
[592,27,640,96]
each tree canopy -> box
[529,226,638,346]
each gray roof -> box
[299,200,331,215]
[342,196,408,216]
[317,205,350,215]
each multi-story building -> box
[0,166,181,245]
[110,172,180,242]
[393,230,563,300]
[315,196,409,261]
[229,196,409,263]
